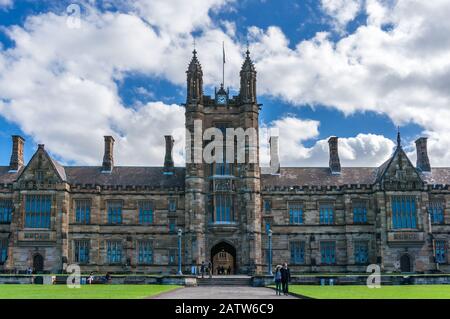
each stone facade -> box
[0,50,450,275]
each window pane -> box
[25,195,51,228]
[392,196,417,229]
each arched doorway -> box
[400,254,412,273]
[33,254,44,273]
[211,242,236,275]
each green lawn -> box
[289,285,450,299]
[0,284,180,299]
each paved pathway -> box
[152,286,298,299]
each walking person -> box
[208,261,213,278]
[274,265,282,295]
[280,263,291,295]
[200,261,205,278]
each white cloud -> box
[0,0,12,9]
[321,0,363,31]
[0,3,235,165]
[1,0,450,168]
[250,0,450,166]
[260,116,395,167]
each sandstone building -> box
[0,50,449,275]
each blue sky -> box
[0,0,448,167]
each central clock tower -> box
[184,48,262,274]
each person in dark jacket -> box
[200,261,206,278]
[280,263,291,295]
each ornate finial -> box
[193,38,196,55]
[246,40,250,56]
[397,126,401,147]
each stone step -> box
[197,277,252,286]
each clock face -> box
[217,95,227,105]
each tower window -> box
[264,200,271,214]
[214,194,233,224]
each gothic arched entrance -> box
[400,254,412,273]
[211,242,236,275]
[33,253,44,273]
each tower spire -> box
[397,126,401,148]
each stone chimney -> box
[102,136,115,172]
[328,136,341,174]
[164,135,174,173]
[9,135,25,171]
[415,137,431,172]
[269,136,280,175]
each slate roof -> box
[0,165,449,188]
[261,167,378,187]
[420,168,450,185]
[0,167,20,184]
[64,166,185,188]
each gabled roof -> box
[16,146,66,182]
[374,144,423,184]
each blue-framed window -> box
[168,199,177,212]
[106,241,122,264]
[429,200,444,224]
[354,241,369,264]
[139,201,154,224]
[353,201,367,224]
[138,241,153,264]
[264,200,271,213]
[0,239,7,263]
[392,196,417,229]
[289,202,303,224]
[215,163,233,175]
[290,241,305,264]
[75,200,91,224]
[321,241,336,265]
[265,221,271,233]
[74,240,89,264]
[107,201,122,224]
[169,218,176,233]
[319,204,334,225]
[436,240,447,264]
[169,249,176,265]
[215,194,233,223]
[25,195,51,228]
[0,199,12,223]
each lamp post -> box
[268,229,273,276]
[177,228,183,275]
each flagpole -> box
[222,41,225,87]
